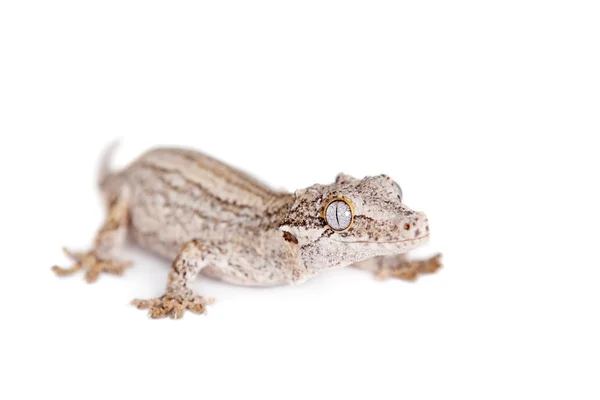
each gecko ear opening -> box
[335,173,359,185]
[282,231,299,244]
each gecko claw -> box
[51,248,132,283]
[376,254,443,281]
[132,293,214,319]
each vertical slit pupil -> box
[326,200,352,231]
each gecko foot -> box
[51,247,132,283]
[376,253,443,281]
[132,290,215,319]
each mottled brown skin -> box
[52,145,441,319]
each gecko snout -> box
[403,212,430,239]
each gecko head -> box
[279,173,430,269]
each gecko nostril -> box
[404,223,411,231]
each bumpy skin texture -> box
[53,145,441,319]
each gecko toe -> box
[375,253,443,282]
[52,250,132,283]
[132,293,211,319]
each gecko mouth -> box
[332,234,430,245]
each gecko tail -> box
[98,139,121,192]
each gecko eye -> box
[393,181,403,202]
[322,196,355,232]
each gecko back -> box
[103,147,292,259]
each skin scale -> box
[52,144,442,319]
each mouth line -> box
[333,234,430,245]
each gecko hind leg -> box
[52,196,132,283]
[352,253,442,281]
[132,240,214,319]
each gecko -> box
[52,143,442,319]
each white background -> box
[1,1,599,399]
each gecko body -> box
[53,144,441,318]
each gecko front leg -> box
[52,196,132,283]
[352,253,442,281]
[132,240,215,319]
